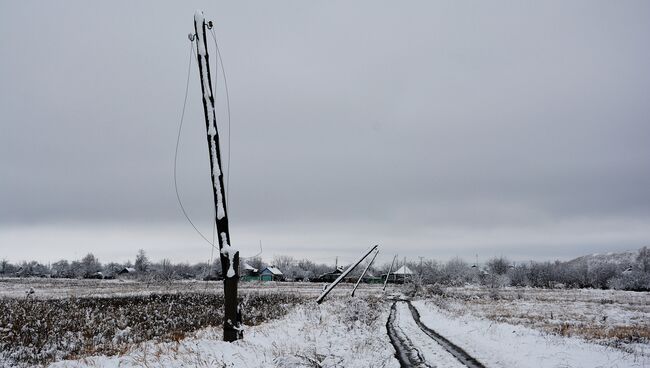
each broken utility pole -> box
[317,244,379,304]
[383,254,397,291]
[193,10,241,342]
[351,248,379,297]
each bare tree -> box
[638,246,650,273]
[51,260,71,278]
[273,255,294,271]
[442,257,471,286]
[0,258,9,276]
[135,249,150,273]
[158,259,176,281]
[487,257,510,275]
[81,253,101,277]
[245,256,265,271]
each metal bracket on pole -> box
[316,244,379,304]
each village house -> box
[313,266,344,283]
[383,265,414,284]
[259,266,284,281]
[240,263,259,282]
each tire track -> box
[386,302,433,368]
[406,301,486,368]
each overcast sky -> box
[1,1,649,265]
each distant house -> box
[84,271,104,280]
[118,267,136,275]
[383,265,414,284]
[314,266,344,283]
[241,263,259,282]
[259,266,284,281]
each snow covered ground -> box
[0,278,392,299]
[390,301,465,367]
[435,286,650,358]
[48,297,398,368]
[42,296,649,368]
[2,279,648,367]
[412,299,649,367]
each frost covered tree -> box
[638,246,650,273]
[134,249,149,273]
[527,261,554,288]
[420,259,441,284]
[157,258,175,281]
[81,253,101,277]
[608,268,650,291]
[509,263,529,286]
[442,258,471,286]
[0,258,10,275]
[172,262,194,278]
[273,255,295,272]
[17,261,49,277]
[103,262,122,277]
[51,259,71,278]
[68,260,84,278]
[245,256,265,271]
[487,257,510,275]
[587,263,618,289]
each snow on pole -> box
[383,254,397,291]
[351,248,379,297]
[193,10,240,342]
[316,244,379,304]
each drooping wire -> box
[177,27,259,264]
[174,42,218,250]
[207,29,261,261]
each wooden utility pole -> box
[351,249,379,297]
[383,254,397,291]
[316,245,379,304]
[193,10,241,342]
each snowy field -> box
[433,286,650,359]
[0,277,390,299]
[412,299,648,368]
[49,296,397,368]
[1,278,649,367]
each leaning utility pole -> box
[193,10,241,342]
[351,249,379,297]
[383,254,397,291]
[317,244,379,304]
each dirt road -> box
[387,300,486,368]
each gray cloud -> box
[1,1,649,262]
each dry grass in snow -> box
[424,285,650,358]
[49,296,399,368]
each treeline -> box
[0,249,216,281]
[0,250,341,282]
[402,247,650,292]
[2,247,649,291]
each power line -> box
[173,42,218,250]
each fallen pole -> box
[351,249,379,297]
[316,244,379,304]
[383,254,397,291]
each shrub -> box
[0,292,304,366]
